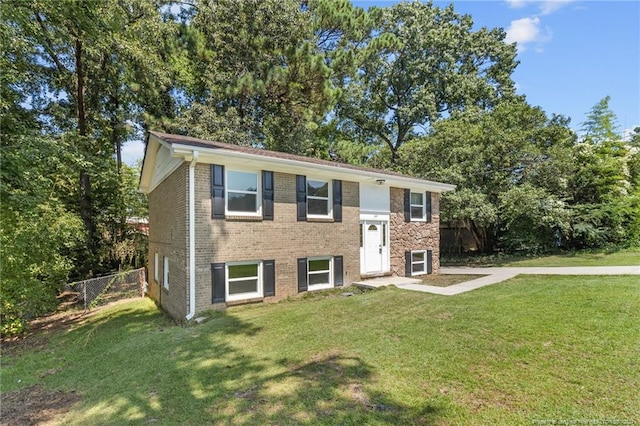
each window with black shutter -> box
[296,176,307,221]
[212,262,225,303]
[334,255,344,286]
[297,257,308,292]
[264,260,275,296]
[332,180,342,222]
[211,165,225,219]
[262,171,274,220]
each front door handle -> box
[379,245,382,254]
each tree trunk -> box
[75,38,96,263]
[111,93,122,172]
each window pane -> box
[411,206,424,219]
[382,223,386,246]
[228,192,257,212]
[228,171,258,192]
[308,198,329,215]
[309,272,330,286]
[229,279,258,295]
[307,180,328,197]
[410,192,423,205]
[412,252,425,263]
[308,259,330,272]
[412,263,425,274]
[228,263,258,279]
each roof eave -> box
[170,142,456,193]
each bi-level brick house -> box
[139,131,455,321]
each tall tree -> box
[3,0,173,274]
[171,0,337,155]
[334,1,518,163]
[397,100,576,252]
[580,95,620,144]
[569,97,637,247]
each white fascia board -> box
[174,143,456,193]
[139,134,187,194]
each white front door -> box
[362,220,388,273]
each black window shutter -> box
[427,250,433,274]
[405,251,412,277]
[297,257,308,292]
[263,260,275,297]
[296,175,307,221]
[425,191,432,223]
[404,189,411,222]
[212,262,226,303]
[211,164,225,219]
[262,171,274,220]
[334,255,344,287]
[333,180,342,222]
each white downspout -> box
[186,151,198,321]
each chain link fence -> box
[61,268,147,310]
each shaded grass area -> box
[420,274,487,287]
[442,247,640,267]
[2,275,639,425]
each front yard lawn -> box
[2,275,638,425]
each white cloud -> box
[505,0,575,15]
[505,0,528,9]
[122,139,146,166]
[539,0,575,15]
[505,16,552,52]
[505,16,540,44]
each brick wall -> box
[193,164,360,313]
[389,188,440,276]
[147,164,189,320]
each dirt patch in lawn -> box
[1,298,142,357]
[421,274,487,287]
[0,384,80,426]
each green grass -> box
[420,274,487,287]
[442,247,640,267]
[2,275,639,425]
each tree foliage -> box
[333,1,518,161]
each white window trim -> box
[225,168,262,216]
[307,178,333,219]
[154,252,159,282]
[226,261,263,302]
[410,250,427,276]
[410,191,426,222]
[163,256,169,289]
[307,256,333,290]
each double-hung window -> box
[307,257,333,290]
[154,252,159,282]
[411,251,426,275]
[226,261,262,301]
[410,192,425,221]
[307,179,331,217]
[163,256,169,289]
[226,170,260,215]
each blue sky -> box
[123,0,639,165]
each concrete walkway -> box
[354,265,640,296]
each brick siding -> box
[147,164,189,320]
[193,164,360,313]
